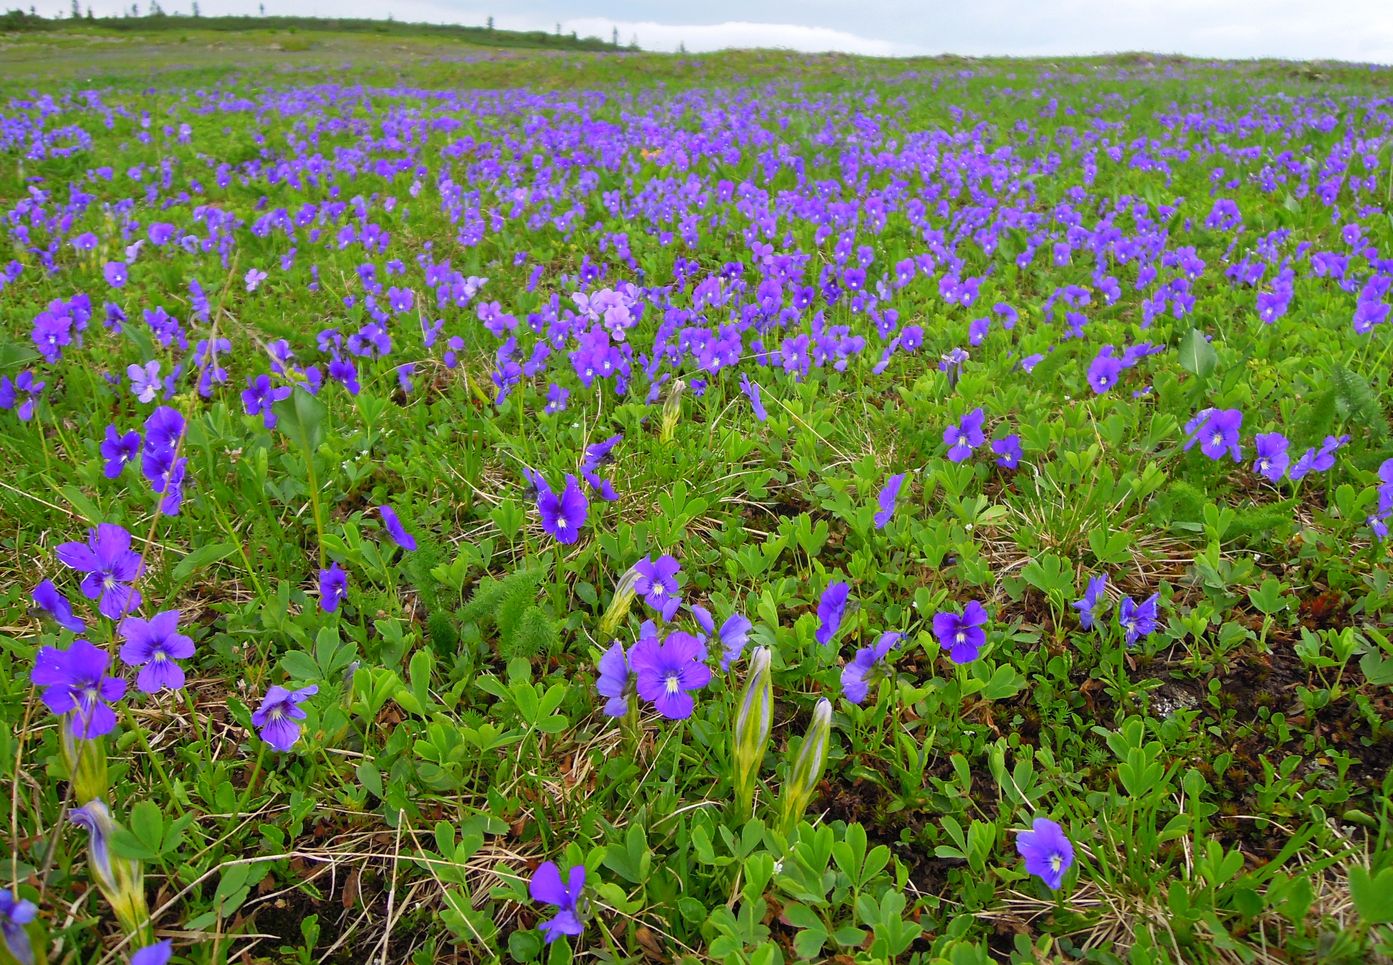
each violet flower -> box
[529,862,586,944]
[31,638,127,738]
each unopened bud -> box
[731,647,773,820]
[778,697,832,836]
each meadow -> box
[1,25,1392,965]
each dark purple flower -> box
[100,425,140,478]
[30,638,127,738]
[1072,574,1108,631]
[32,579,85,633]
[103,261,128,288]
[1252,432,1290,483]
[991,434,1023,469]
[815,581,850,646]
[692,605,753,670]
[241,375,291,430]
[1289,434,1347,481]
[118,609,195,693]
[1015,818,1074,891]
[377,505,417,551]
[740,374,768,422]
[933,600,988,664]
[529,862,586,944]
[1087,348,1124,394]
[1184,408,1243,462]
[874,473,906,529]
[634,554,681,616]
[841,631,901,704]
[630,630,711,719]
[319,564,348,613]
[250,684,318,751]
[55,523,143,620]
[1119,592,1160,646]
[0,889,37,965]
[943,408,985,462]
[595,641,632,717]
[537,474,589,545]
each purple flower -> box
[1184,408,1243,462]
[0,889,37,965]
[692,605,752,670]
[245,267,267,292]
[1252,432,1290,483]
[1119,592,1160,646]
[118,609,195,693]
[242,374,291,430]
[55,523,143,620]
[1087,348,1124,394]
[1072,574,1108,631]
[595,641,632,717]
[634,554,681,617]
[250,684,318,751]
[991,434,1023,470]
[100,424,140,478]
[131,940,173,965]
[377,505,417,551]
[529,862,586,944]
[537,474,589,545]
[740,374,768,422]
[932,600,988,664]
[127,360,161,404]
[103,261,128,288]
[943,408,985,462]
[1289,434,1347,481]
[1015,818,1074,891]
[874,473,906,529]
[30,638,127,738]
[630,630,711,719]
[815,581,850,646]
[32,579,85,633]
[319,564,348,613]
[841,631,901,704]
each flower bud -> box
[731,647,773,820]
[68,800,149,940]
[60,726,108,806]
[778,697,832,836]
[598,565,642,637]
[660,378,686,442]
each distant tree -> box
[628,33,637,49]
[86,5,93,17]
[69,0,79,18]
[611,26,617,46]
[191,0,198,14]
[485,15,492,30]
[678,40,686,54]
[258,1,264,13]
[554,22,559,35]
[130,2,138,15]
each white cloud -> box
[557,17,917,55]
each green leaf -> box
[1350,865,1393,923]
[1178,328,1218,379]
[272,388,327,453]
[172,541,237,580]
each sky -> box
[41,0,1393,64]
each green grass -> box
[0,28,1392,965]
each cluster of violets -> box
[596,554,753,720]
[9,64,1393,958]
[28,521,327,752]
[4,73,1392,564]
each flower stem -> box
[124,706,185,816]
[238,741,267,818]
